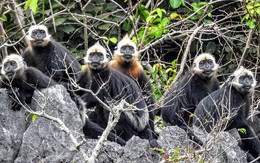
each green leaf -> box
[246,19,256,29]
[31,114,37,122]
[109,37,117,44]
[170,13,179,20]
[238,128,247,134]
[122,20,131,31]
[157,8,162,18]
[24,0,38,14]
[30,0,38,14]
[138,5,150,21]
[174,147,180,156]
[24,0,32,9]
[63,25,75,34]
[97,24,111,30]
[55,17,66,26]
[1,15,7,21]
[170,0,184,9]
[152,147,165,153]
[161,17,169,27]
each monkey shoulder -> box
[24,67,56,88]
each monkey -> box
[110,35,157,137]
[193,67,260,162]
[161,53,220,144]
[77,42,159,147]
[22,25,81,89]
[0,54,56,110]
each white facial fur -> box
[192,53,219,73]
[25,25,51,42]
[114,35,139,57]
[84,42,109,64]
[1,54,26,78]
[231,66,256,91]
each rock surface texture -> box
[0,86,251,163]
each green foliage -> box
[190,2,212,22]
[152,147,165,153]
[24,0,39,14]
[238,128,247,134]
[154,115,164,129]
[147,59,177,101]
[242,0,260,30]
[31,114,37,122]
[169,147,180,162]
[132,5,170,45]
[169,0,185,9]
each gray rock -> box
[0,89,29,163]
[75,139,123,163]
[117,136,161,163]
[158,126,189,154]
[0,85,250,163]
[14,85,84,163]
[193,128,247,163]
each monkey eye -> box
[208,60,213,64]
[199,60,205,65]
[239,76,245,80]
[32,31,37,35]
[10,61,15,65]
[40,30,45,34]
[247,75,253,80]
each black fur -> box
[162,72,219,126]
[193,85,260,162]
[1,67,56,110]
[78,67,159,147]
[161,72,219,144]
[116,61,156,137]
[23,41,81,86]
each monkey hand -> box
[7,88,22,111]
[10,100,21,111]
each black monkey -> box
[161,53,220,143]
[0,54,56,110]
[110,35,156,137]
[193,67,260,162]
[22,25,81,88]
[77,42,159,147]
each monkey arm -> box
[83,118,126,146]
[25,67,57,89]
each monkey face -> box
[1,54,26,80]
[114,35,139,61]
[26,25,51,47]
[198,59,215,76]
[31,29,47,46]
[120,45,135,60]
[192,53,219,78]
[231,67,256,93]
[2,60,18,78]
[87,52,106,70]
[84,42,109,70]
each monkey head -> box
[26,25,51,47]
[84,42,109,70]
[115,35,138,61]
[230,67,256,94]
[192,53,219,78]
[1,54,27,80]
